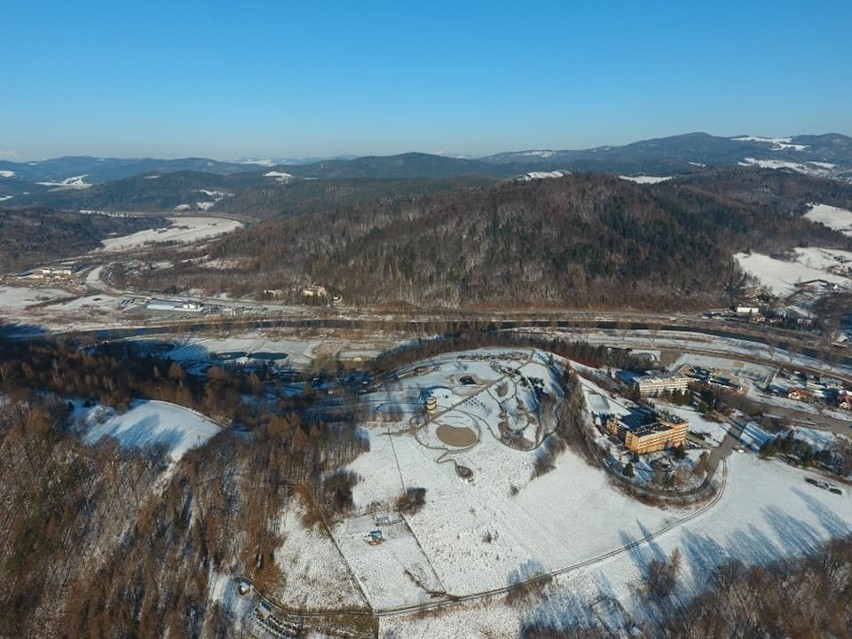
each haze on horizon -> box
[3,0,851,162]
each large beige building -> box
[624,418,688,454]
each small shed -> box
[257,600,273,620]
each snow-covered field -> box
[618,175,672,184]
[738,157,834,177]
[0,285,73,312]
[82,400,221,461]
[518,170,570,181]
[98,216,242,251]
[36,174,92,189]
[332,349,691,610]
[272,500,367,609]
[735,248,852,297]
[264,171,293,183]
[381,452,852,637]
[162,335,309,366]
[151,332,397,369]
[805,202,852,237]
[731,135,809,151]
[276,348,852,637]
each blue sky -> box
[2,0,850,160]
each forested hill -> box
[0,208,165,271]
[198,169,852,309]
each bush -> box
[395,486,427,514]
[646,548,681,598]
[320,469,360,516]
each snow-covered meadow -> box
[735,247,852,298]
[330,349,690,610]
[805,202,852,237]
[618,175,672,184]
[98,216,242,251]
[247,345,852,638]
[381,452,852,637]
[81,399,222,462]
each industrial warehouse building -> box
[146,299,205,313]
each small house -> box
[257,600,273,620]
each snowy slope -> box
[381,453,852,638]
[83,400,221,461]
[36,174,93,189]
[735,248,852,297]
[98,216,242,251]
[805,203,852,237]
[731,136,809,151]
[618,175,672,184]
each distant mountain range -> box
[482,132,852,172]
[2,132,850,212]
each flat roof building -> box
[146,299,205,313]
[633,374,691,397]
[624,418,688,454]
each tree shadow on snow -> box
[618,519,666,577]
[792,486,851,538]
[517,586,598,639]
[681,529,728,581]
[724,523,781,566]
[761,504,824,556]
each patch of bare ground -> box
[436,423,478,447]
[308,613,378,639]
[505,573,554,607]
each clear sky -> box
[2,0,851,160]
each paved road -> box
[707,414,740,475]
[750,403,852,437]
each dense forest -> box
[128,168,852,309]
[0,335,370,638]
[212,174,494,219]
